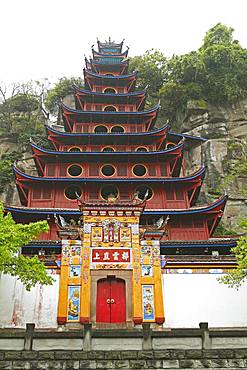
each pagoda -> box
[6,38,236,327]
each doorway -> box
[96,277,126,323]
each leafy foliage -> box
[219,218,247,288]
[0,81,47,151]
[45,77,84,120]
[129,23,247,125]
[0,204,53,290]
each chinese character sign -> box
[91,248,132,269]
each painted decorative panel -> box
[67,286,80,322]
[142,285,155,321]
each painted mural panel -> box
[141,265,153,277]
[69,265,81,278]
[67,286,80,321]
[142,285,155,321]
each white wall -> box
[163,273,247,328]
[1,272,247,329]
[0,272,59,328]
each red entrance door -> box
[96,278,126,323]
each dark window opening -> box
[111,126,124,133]
[133,164,147,177]
[68,165,83,177]
[104,105,117,112]
[65,186,82,200]
[136,147,148,152]
[101,185,119,200]
[94,125,108,133]
[101,165,115,176]
[68,147,82,152]
[134,186,153,200]
[104,88,116,94]
[102,147,115,152]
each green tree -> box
[220,219,247,288]
[45,77,84,122]
[0,81,47,151]
[129,50,167,95]
[0,205,53,290]
[128,23,247,126]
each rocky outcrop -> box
[182,99,247,228]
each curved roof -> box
[74,85,146,97]
[46,123,169,145]
[84,69,137,91]
[13,163,204,184]
[5,195,227,216]
[91,58,129,66]
[74,85,146,110]
[92,48,128,58]
[97,39,124,53]
[62,103,160,131]
[30,139,183,162]
[84,69,137,80]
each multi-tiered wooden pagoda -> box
[6,39,236,326]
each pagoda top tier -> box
[97,38,124,54]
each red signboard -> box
[91,248,131,263]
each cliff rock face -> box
[182,99,247,228]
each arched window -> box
[102,147,115,152]
[104,88,116,94]
[136,147,148,152]
[111,126,125,133]
[166,143,175,149]
[104,105,117,112]
[94,125,108,133]
[68,147,82,152]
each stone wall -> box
[0,349,246,369]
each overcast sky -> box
[1,0,247,85]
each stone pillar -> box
[83,323,92,351]
[142,323,152,350]
[24,323,35,351]
[199,322,211,349]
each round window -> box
[94,125,108,133]
[64,186,82,200]
[101,165,115,177]
[133,165,147,177]
[134,186,153,200]
[68,165,83,177]
[101,185,119,200]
